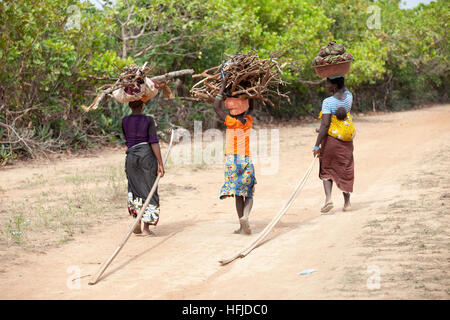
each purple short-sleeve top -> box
[122,114,159,149]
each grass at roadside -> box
[0,164,127,250]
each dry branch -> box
[190,52,289,106]
[81,64,194,112]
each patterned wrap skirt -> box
[220,154,257,199]
[125,143,160,225]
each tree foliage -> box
[0,0,448,163]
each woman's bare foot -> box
[142,229,156,236]
[233,227,243,234]
[133,220,142,234]
[343,192,351,211]
[142,222,156,236]
[239,217,252,235]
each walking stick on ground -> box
[89,130,175,285]
[219,155,318,265]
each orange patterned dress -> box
[220,115,257,199]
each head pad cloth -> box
[140,79,159,102]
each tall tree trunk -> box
[121,25,127,59]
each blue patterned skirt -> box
[220,154,257,199]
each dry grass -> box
[0,164,127,250]
[0,160,202,256]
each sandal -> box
[320,201,334,213]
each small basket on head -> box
[313,61,351,78]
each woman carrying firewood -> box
[213,73,257,235]
[122,98,165,236]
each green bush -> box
[0,0,448,163]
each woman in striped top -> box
[313,76,355,213]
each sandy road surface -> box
[0,105,449,299]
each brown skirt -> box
[319,135,354,193]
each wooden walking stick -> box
[88,130,175,285]
[219,155,318,265]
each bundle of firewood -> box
[82,62,194,112]
[190,52,289,107]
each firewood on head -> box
[190,52,288,106]
[82,66,194,112]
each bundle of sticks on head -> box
[82,62,194,112]
[190,52,289,107]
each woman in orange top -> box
[213,74,257,235]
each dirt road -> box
[0,105,449,299]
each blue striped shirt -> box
[322,90,353,115]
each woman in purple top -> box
[122,100,164,235]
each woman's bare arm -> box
[150,142,165,177]
[313,114,331,155]
[212,73,228,122]
[213,99,227,122]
